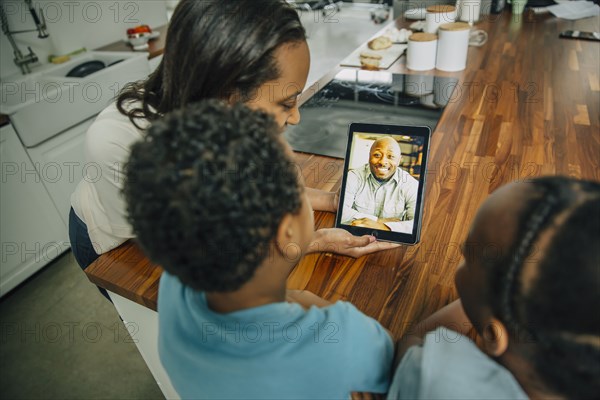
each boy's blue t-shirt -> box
[158,272,394,399]
[388,328,528,400]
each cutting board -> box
[340,43,407,69]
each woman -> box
[69,0,398,275]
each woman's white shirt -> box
[70,102,148,254]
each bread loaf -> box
[368,36,392,50]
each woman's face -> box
[245,41,310,129]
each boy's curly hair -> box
[123,100,302,292]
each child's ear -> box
[274,213,295,257]
[481,318,509,357]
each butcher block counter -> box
[85,10,599,398]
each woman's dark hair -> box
[123,100,302,292]
[117,0,306,128]
[485,176,600,399]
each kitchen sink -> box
[46,52,126,78]
[0,51,150,147]
[0,75,57,111]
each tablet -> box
[335,123,431,245]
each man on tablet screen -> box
[341,136,419,233]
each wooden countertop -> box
[86,11,600,338]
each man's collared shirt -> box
[341,164,419,232]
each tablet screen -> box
[335,123,431,244]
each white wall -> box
[1,0,168,78]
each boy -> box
[123,100,394,399]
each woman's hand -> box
[308,228,401,258]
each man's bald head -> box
[369,137,402,182]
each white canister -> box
[436,22,471,72]
[425,5,456,34]
[405,74,435,97]
[407,32,438,71]
[458,0,481,23]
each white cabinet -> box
[0,124,69,297]
[109,292,179,399]
[0,52,151,297]
[26,117,95,229]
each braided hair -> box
[486,177,600,399]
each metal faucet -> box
[0,0,49,75]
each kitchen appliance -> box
[284,69,458,159]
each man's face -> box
[369,138,401,182]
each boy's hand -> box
[308,228,401,258]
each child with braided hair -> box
[388,177,600,399]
